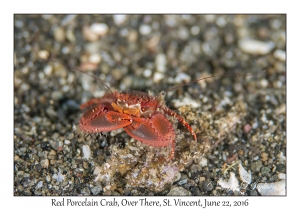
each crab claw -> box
[79,104,133,133]
[124,113,175,159]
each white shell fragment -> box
[89,53,102,64]
[139,24,152,35]
[273,49,286,61]
[90,23,109,36]
[277,152,286,164]
[52,169,64,182]
[238,38,275,55]
[40,159,49,168]
[218,172,240,192]
[278,173,286,180]
[238,161,252,184]
[167,187,191,196]
[57,170,64,182]
[174,72,191,83]
[82,145,91,159]
[198,157,208,167]
[61,14,77,26]
[153,72,164,83]
[172,97,200,108]
[257,180,286,195]
[93,166,101,176]
[37,181,43,188]
[113,15,127,25]
[155,53,167,73]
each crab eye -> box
[141,107,147,112]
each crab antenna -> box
[157,70,267,98]
[67,63,114,95]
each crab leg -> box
[161,105,197,141]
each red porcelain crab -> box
[79,90,197,160]
[77,69,262,160]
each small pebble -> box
[128,30,138,42]
[243,124,252,133]
[178,26,189,40]
[46,175,51,182]
[143,69,152,77]
[37,181,43,188]
[199,157,208,167]
[218,172,240,192]
[167,187,191,196]
[83,161,89,169]
[239,162,252,184]
[249,190,258,196]
[238,38,275,55]
[155,53,167,73]
[82,145,91,159]
[260,79,269,88]
[56,170,64,182]
[273,49,286,61]
[278,173,286,180]
[199,177,206,182]
[173,172,181,182]
[177,174,188,185]
[270,19,282,29]
[153,72,164,83]
[260,166,270,175]
[54,27,65,42]
[251,160,262,172]
[277,152,286,164]
[83,25,99,42]
[40,159,49,168]
[38,50,49,60]
[216,16,227,27]
[91,185,102,195]
[174,72,191,83]
[212,190,217,196]
[172,97,200,108]
[81,187,91,196]
[93,166,101,175]
[190,26,200,35]
[89,53,102,64]
[261,152,269,162]
[276,164,286,173]
[14,155,19,161]
[90,23,109,36]
[64,139,71,145]
[202,180,214,192]
[139,25,152,35]
[66,29,76,43]
[61,14,77,26]
[113,15,127,25]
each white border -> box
[2,0,295,209]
